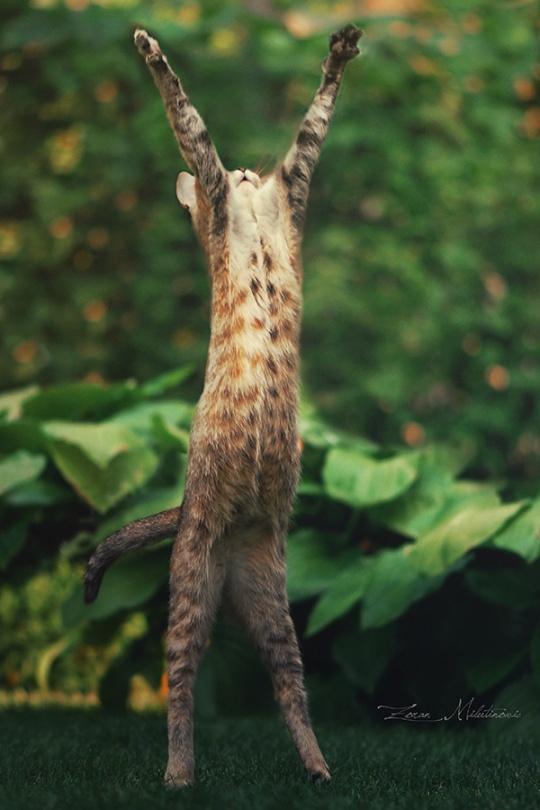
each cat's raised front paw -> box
[328,23,362,62]
[134,28,164,65]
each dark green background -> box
[1,0,538,488]
[1,0,539,724]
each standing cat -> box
[85,24,361,787]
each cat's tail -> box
[84,506,182,604]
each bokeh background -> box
[1,0,539,723]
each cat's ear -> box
[176,172,196,210]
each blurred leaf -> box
[323,448,419,508]
[286,529,356,602]
[23,383,137,421]
[0,450,46,496]
[49,443,158,513]
[378,480,502,540]
[0,420,48,455]
[0,386,39,420]
[408,501,526,576]
[138,366,194,398]
[63,547,170,627]
[300,413,377,453]
[306,557,373,636]
[44,422,144,469]
[110,401,194,435]
[4,478,73,507]
[491,499,540,562]
[361,548,443,629]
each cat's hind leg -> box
[165,509,226,787]
[225,523,331,782]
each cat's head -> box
[176,168,263,249]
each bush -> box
[1,372,539,715]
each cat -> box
[85,23,361,787]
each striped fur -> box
[85,25,360,788]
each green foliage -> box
[0,0,538,494]
[0,373,539,713]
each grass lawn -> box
[0,708,539,809]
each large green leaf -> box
[44,421,144,469]
[323,448,419,508]
[110,400,193,439]
[0,450,46,497]
[138,366,194,398]
[49,442,159,513]
[361,548,444,629]
[306,557,373,636]
[0,420,48,455]
[408,501,526,576]
[377,480,502,540]
[286,529,356,602]
[63,547,170,627]
[491,498,540,562]
[23,382,137,420]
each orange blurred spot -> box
[360,196,385,221]
[462,13,482,34]
[514,77,535,101]
[94,80,118,104]
[87,227,109,249]
[13,340,38,364]
[389,21,413,38]
[83,300,107,323]
[49,217,73,239]
[297,437,304,455]
[0,222,21,257]
[402,421,425,446]
[1,53,22,71]
[483,271,507,300]
[522,108,540,138]
[83,371,105,384]
[283,11,318,39]
[414,26,432,44]
[364,0,424,11]
[409,55,439,76]
[159,671,169,698]
[177,2,200,24]
[115,190,138,212]
[359,539,373,553]
[65,0,88,10]
[464,75,484,93]
[439,37,460,56]
[486,365,509,391]
[172,328,195,348]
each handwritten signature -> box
[377,698,521,722]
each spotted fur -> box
[85,24,361,788]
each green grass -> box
[1,709,539,809]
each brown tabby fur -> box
[85,24,361,787]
